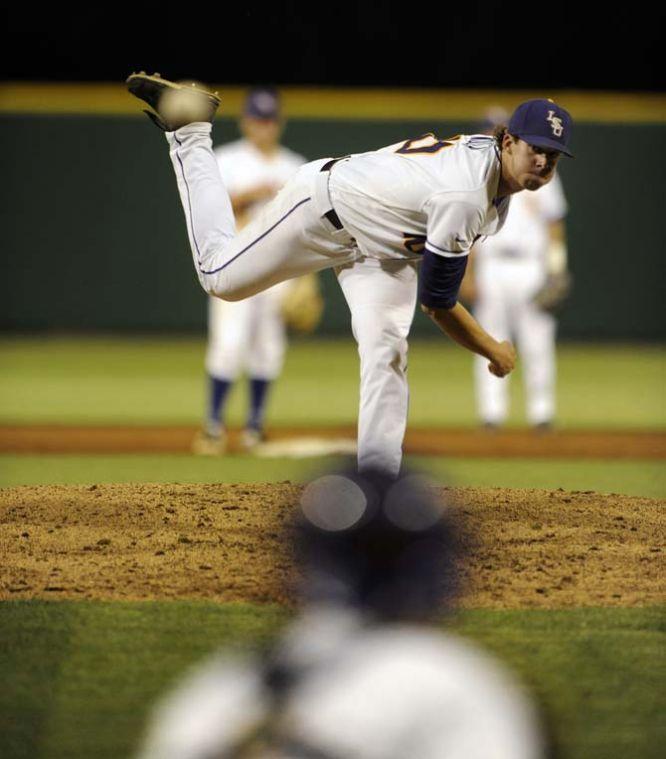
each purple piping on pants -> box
[173,135,311,276]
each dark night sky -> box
[5,4,663,90]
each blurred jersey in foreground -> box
[137,469,545,759]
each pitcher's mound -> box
[1,482,663,609]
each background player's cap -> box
[508,99,574,157]
[244,87,281,120]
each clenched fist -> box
[488,340,516,378]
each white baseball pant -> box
[166,123,358,299]
[337,258,418,476]
[166,123,417,476]
[474,259,556,425]
[205,284,289,382]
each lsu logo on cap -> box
[547,110,564,137]
[507,98,574,156]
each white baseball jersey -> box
[329,134,511,262]
[204,139,306,383]
[474,174,567,265]
[215,138,305,223]
[137,608,544,759]
[166,124,515,475]
[471,174,568,427]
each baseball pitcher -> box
[127,73,574,476]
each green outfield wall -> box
[2,102,664,338]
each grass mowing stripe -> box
[419,456,666,498]
[455,606,665,759]
[1,601,663,759]
[1,601,287,759]
[0,454,349,488]
[0,601,79,758]
[0,338,664,428]
[1,454,664,498]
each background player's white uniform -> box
[199,138,305,446]
[137,608,544,759]
[169,126,510,475]
[472,175,567,427]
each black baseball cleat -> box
[125,71,221,131]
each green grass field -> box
[2,336,664,495]
[1,454,664,497]
[1,336,664,428]
[1,337,664,758]
[2,601,663,759]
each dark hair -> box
[493,124,508,149]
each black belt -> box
[320,157,345,172]
[320,157,348,230]
[324,209,343,230]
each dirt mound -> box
[1,483,663,609]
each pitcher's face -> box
[502,135,561,192]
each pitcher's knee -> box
[356,325,408,374]
[200,274,247,302]
[214,288,246,303]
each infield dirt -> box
[1,483,663,609]
[2,425,665,458]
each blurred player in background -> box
[193,88,322,455]
[137,469,546,759]
[460,107,571,430]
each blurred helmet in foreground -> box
[293,468,461,620]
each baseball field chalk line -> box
[253,437,358,458]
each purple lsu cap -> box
[508,99,574,157]
[244,87,280,120]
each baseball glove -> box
[532,271,572,313]
[281,274,324,332]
